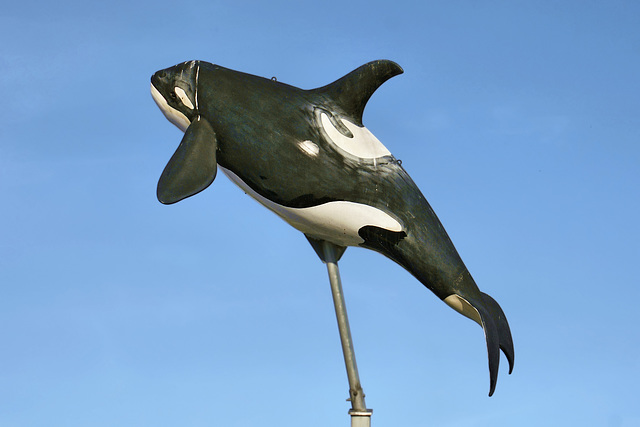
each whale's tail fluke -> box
[458,292,515,396]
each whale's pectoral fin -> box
[445,292,515,396]
[157,117,217,204]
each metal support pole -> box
[321,241,373,427]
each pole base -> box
[349,409,373,427]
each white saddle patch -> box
[220,167,403,247]
[151,83,190,131]
[320,112,391,159]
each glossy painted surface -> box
[151,60,514,395]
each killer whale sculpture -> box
[150,60,514,396]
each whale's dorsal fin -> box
[312,60,404,126]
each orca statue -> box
[150,60,514,396]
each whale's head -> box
[151,60,200,131]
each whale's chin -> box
[150,83,191,132]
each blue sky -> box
[1,1,639,426]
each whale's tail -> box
[358,213,515,395]
[475,292,514,396]
[445,290,514,396]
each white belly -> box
[220,167,403,247]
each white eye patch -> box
[174,87,194,110]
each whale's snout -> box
[150,69,168,88]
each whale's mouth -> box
[150,82,190,132]
[149,81,164,108]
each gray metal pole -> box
[321,241,373,427]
